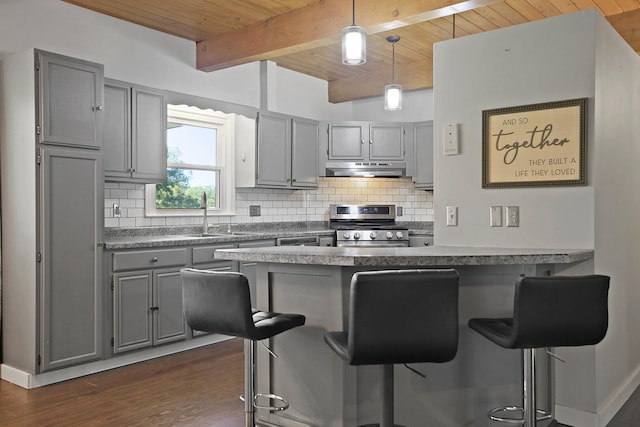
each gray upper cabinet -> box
[104,79,167,183]
[238,111,319,189]
[328,122,406,161]
[412,121,434,189]
[39,146,103,371]
[36,50,104,149]
[291,117,320,188]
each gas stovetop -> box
[330,204,409,247]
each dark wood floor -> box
[1,337,639,426]
[0,338,244,427]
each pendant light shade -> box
[384,36,402,111]
[342,1,366,65]
[384,84,402,111]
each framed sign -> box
[482,98,587,188]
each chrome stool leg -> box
[241,339,290,427]
[488,349,552,426]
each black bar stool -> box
[324,269,460,427]
[468,275,609,426]
[180,268,306,427]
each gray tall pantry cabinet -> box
[0,49,104,375]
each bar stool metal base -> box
[488,348,552,426]
[488,406,552,424]
[243,340,291,427]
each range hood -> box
[325,161,406,177]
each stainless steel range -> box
[330,204,409,247]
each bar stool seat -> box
[181,268,306,427]
[468,274,609,426]
[324,269,460,427]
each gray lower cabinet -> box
[104,78,167,183]
[409,235,434,247]
[111,248,188,354]
[39,146,104,372]
[412,121,434,189]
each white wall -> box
[433,11,596,249]
[434,9,640,427]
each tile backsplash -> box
[105,177,434,228]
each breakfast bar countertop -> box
[214,245,594,267]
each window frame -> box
[145,104,236,217]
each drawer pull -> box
[151,257,159,262]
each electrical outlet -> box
[396,206,403,217]
[113,203,121,218]
[249,205,261,217]
[506,206,519,227]
[490,206,503,227]
[446,206,458,226]
[444,123,459,155]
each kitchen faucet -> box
[201,191,208,235]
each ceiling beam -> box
[329,60,433,103]
[196,0,504,72]
[607,9,640,54]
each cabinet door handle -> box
[150,306,159,311]
[97,241,104,247]
[369,140,373,144]
[93,105,103,111]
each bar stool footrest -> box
[489,406,552,424]
[254,393,290,412]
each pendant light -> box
[342,0,366,65]
[384,36,402,111]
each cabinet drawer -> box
[192,243,237,265]
[113,248,188,271]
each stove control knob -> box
[342,232,350,239]
[385,231,393,239]
[396,231,404,239]
[353,231,361,240]
[369,231,377,239]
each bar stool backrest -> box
[181,268,256,339]
[510,275,610,349]
[347,268,459,365]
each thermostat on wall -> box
[444,123,459,155]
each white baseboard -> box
[1,335,231,389]
[555,405,598,427]
[556,362,640,427]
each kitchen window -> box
[145,104,236,216]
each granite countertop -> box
[103,228,335,250]
[102,222,433,250]
[214,245,594,267]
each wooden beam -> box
[328,60,433,103]
[196,0,505,72]
[607,9,640,54]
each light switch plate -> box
[444,123,459,155]
[446,206,458,226]
[506,206,520,227]
[490,206,503,227]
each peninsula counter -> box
[215,246,594,427]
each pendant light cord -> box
[352,0,356,25]
[453,13,456,39]
[391,41,396,84]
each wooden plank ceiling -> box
[63,0,640,103]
